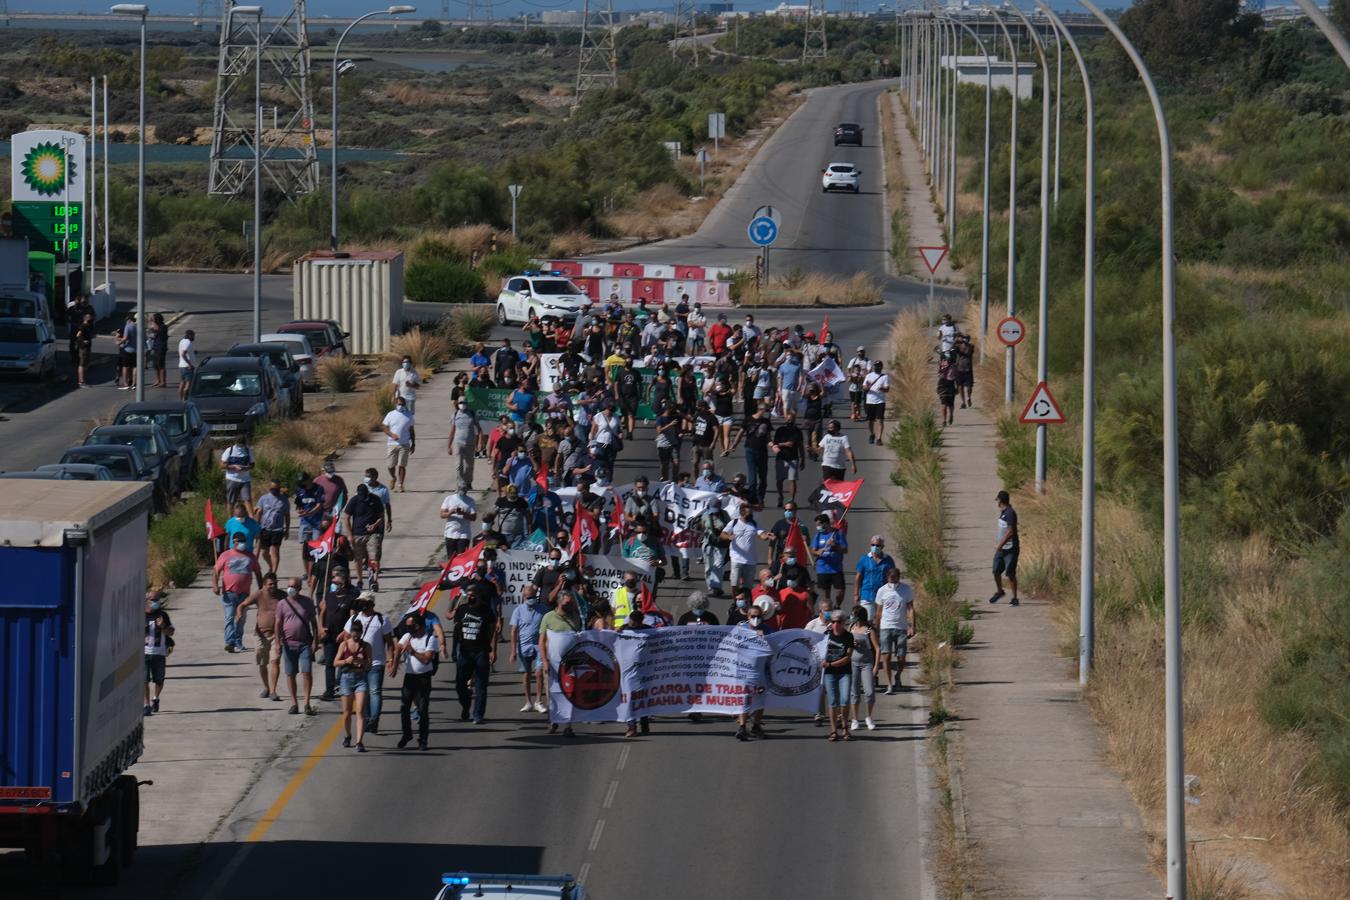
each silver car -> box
[0,317,57,379]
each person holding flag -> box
[204,497,226,558]
[811,513,849,607]
[293,473,326,579]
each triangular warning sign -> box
[917,245,949,274]
[1019,381,1066,425]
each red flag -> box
[820,314,829,342]
[204,498,226,541]
[783,518,811,563]
[813,477,864,512]
[571,501,600,555]
[409,542,485,614]
[638,580,673,626]
[535,467,549,493]
[608,493,624,540]
[307,516,338,560]
[410,573,446,613]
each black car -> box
[84,424,181,508]
[188,356,284,438]
[59,445,165,509]
[833,123,863,146]
[228,342,304,418]
[113,400,214,489]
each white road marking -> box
[602,779,619,809]
[588,817,606,852]
[616,744,631,771]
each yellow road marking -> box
[245,716,345,843]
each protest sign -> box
[546,626,827,722]
[495,549,654,628]
[465,386,512,423]
[808,356,848,403]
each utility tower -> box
[672,0,700,68]
[803,0,827,62]
[208,0,319,199]
[575,0,618,103]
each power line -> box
[803,0,827,62]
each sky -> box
[16,1,1123,21]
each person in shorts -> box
[235,572,283,700]
[937,352,958,426]
[254,478,289,575]
[811,513,848,607]
[875,567,915,693]
[380,395,416,492]
[293,472,325,578]
[862,359,890,445]
[275,576,319,716]
[177,329,197,400]
[144,594,174,716]
[991,490,1020,606]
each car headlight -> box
[247,403,268,418]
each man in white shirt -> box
[343,593,394,733]
[862,360,891,445]
[818,419,857,482]
[177,329,196,401]
[220,434,255,506]
[390,614,439,750]
[937,314,957,353]
[439,488,478,559]
[380,396,416,492]
[392,356,422,414]
[719,505,773,590]
[875,568,915,694]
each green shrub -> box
[405,258,487,303]
[478,247,534,280]
[162,548,199,588]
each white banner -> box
[496,549,654,627]
[547,626,827,722]
[807,356,848,403]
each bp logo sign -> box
[20,142,75,197]
[10,130,86,203]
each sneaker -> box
[865,717,876,731]
[1010,597,1020,607]
[563,725,575,738]
[368,717,380,735]
[143,704,153,716]
[849,719,860,731]
[813,713,825,726]
[549,723,559,734]
[988,590,1005,604]
[319,692,337,702]
[459,706,470,722]
[304,704,317,716]
[533,701,547,713]
[356,742,367,753]
[288,704,299,714]
[625,724,638,738]
[270,692,281,701]
[885,686,896,696]
[225,645,236,653]
[259,689,271,699]
[397,736,412,749]
[521,702,534,713]
[472,718,485,725]
[735,725,749,742]
[750,723,766,739]
[342,736,352,748]
[151,698,160,714]
[418,740,428,751]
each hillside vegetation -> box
[942,4,1350,893]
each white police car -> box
[434,872,588,900]
[496,272,591,326]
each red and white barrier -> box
[521,258,737,307]
[544,259,738,282]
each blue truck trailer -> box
[0,480,154,890]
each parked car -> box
[228,342,304,418]
[113,400,213,489]
[496,273,590,326]
[833,122,863,146]
[0,317,57,380]
[58,445,163,509]
[0,464,114,480]
[83,424,181,507]
[187,355,284,438]
[277,319,349,360]
[821,162,861,193]
[260,331,316,386]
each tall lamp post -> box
[233,5,264,342]
[985,6,1018,403]
[1079,2,1183,895]
[331,6,416,253]
[110,3,148,400]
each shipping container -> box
[293,250,405,355]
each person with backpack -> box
[390,613,439,751]
[274,576,319,716]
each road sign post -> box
[996,315,1026,347]
[748,206,780,285]
[1018,381,1065,425]
[695,147,709,193]
[508,183,522,238]
[708,112,725,154]
[917,245,949,327]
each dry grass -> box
[385,82,459,107]
[316,356,361,393]
[390,327,453,373]
[745,271,883,308]
[605,183,703,240]
[546,230,595,258]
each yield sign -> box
[1019,381,1066,425]
[917,245,949,274]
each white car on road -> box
[496,273,590,326]
[821,162,861,194]
[434,872,587,900]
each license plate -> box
[209,423,238,433]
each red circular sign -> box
[997,316,1026,347]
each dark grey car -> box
[113,401,213,489]
[84,424,181,507]
[188,356,284,438]
[228,342,304,418]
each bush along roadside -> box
[885,310,977,899]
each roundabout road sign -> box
[748,216,779,247]
[997,315,1026,347]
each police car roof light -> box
[441,873,576,887]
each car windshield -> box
[88,432,157,459]
[0,323,40,343]
[193,371,262,398]
[65,452,134,477]
[119,411,187,436]
[530,280,581,295]
[235,348,288,370]
[284,327,331,349]
[0,298,38,318]
[829,165,854,173]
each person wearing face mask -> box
[725,586,752,625]
[539,591,584,737]
[676,591,721,626]
[622,476,661,536]
[342,592,394,734]
[390,614,439,751]
[224,502,262,555]
[729,406,774,506]
[213,533,263,654]
[698,497,732,596]
[811,513,849,607]
[502,444,537,498]
[318,569,361,702]
[768,501,811,577]
[380,394,416,492]
[510,585,549,714]
[862,359,891,445]
[253,478,290,575]
[720,503,774,590]
[344,483,387,592]
[392,355,422,414]
[490,417,523,495]
[733,604,773,741]
[693,460,725,494]
[274,576,319,716]
[493,484,531,549]
[144,592,174,716]
[612,573,645,625]
[447,398,481,491]
[818,419,858,481]
[853,535,897,621]
[235,572,284,700]
[440,481,478,560]
[822,610,856,741]
[532,548,566,603]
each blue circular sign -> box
[748,216,778,247]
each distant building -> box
[771,3,810,19]
[541,10,583,25]
[705,2,735,13]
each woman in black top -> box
[149,312,169,388]
[677,365,698,413]
[802,381,825,460]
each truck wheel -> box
[89,790,121,886]
[116,775,139,867]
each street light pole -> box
[944,13,992,361]
[331,6,416,253]
[985,6,1018,404]
[1005,1,1053,494]
[1035,0,1095,683]
[945,16,958,248]
[1051,19,1062,206]
[111,3,148,401]
[1078,3,1183,896]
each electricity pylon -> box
[576,0,618,104]
[803,0,828,62]
[673,0,700,68]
